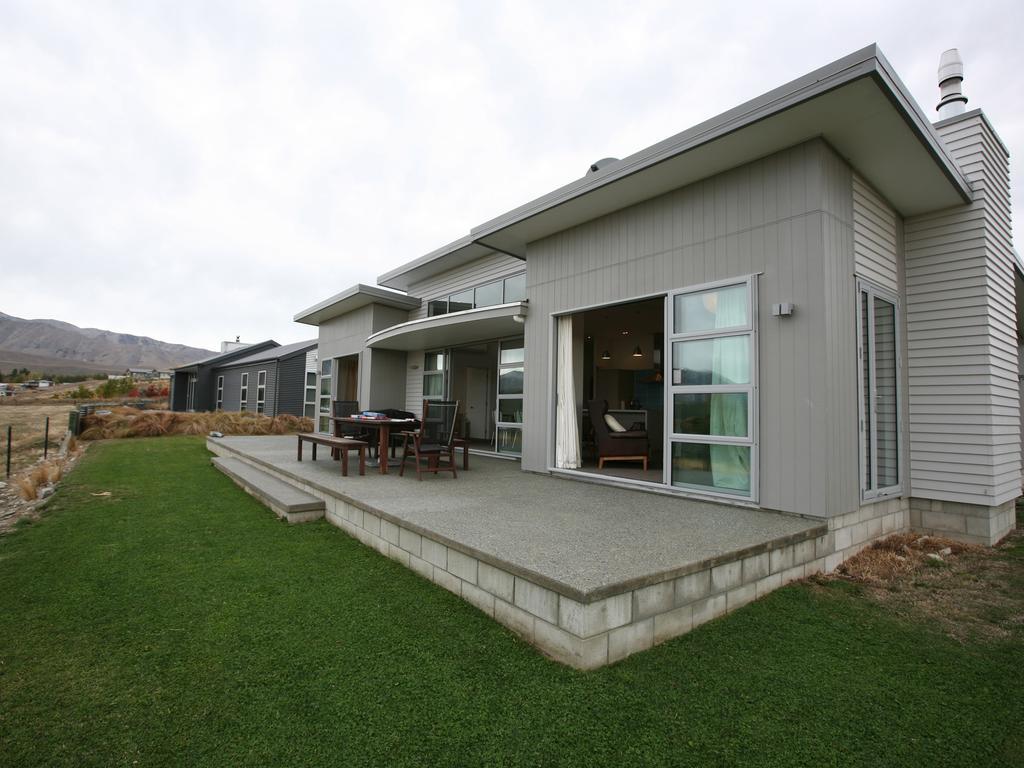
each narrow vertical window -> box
[256,370,267,414]
[422,350,447,401]
[215,376,224,410]
[858,281,901,499]
[239,373,248,412]
[496,340,524,455]
[304,371,317,418]
[318,359,333,433]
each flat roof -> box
[174,340,278,371]
[293,284,421,326]
[218,338,318,368]
[378,44,973,291]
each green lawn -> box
[1,438,1020,767]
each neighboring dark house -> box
[169,341,279,413]
[211,339,318,417]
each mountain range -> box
[0,312,215,375]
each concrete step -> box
[212,456,325,523]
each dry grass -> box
[822,529,1022,643]
[835,532,982,584]
[13,461,64,501]
[79,409,313,441]
[0,403,76,474]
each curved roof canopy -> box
[365,302,528,351]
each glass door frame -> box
[663,275,759,502]
[856,279,903,501]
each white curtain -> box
[555,314,581,469]
[709,287,750,492]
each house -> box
[170,339,318,416]
[208,339,319,417]
[126,367,160,380]
[294,44,1019,551]
[169,340,277,412]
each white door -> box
[465,367,490,440]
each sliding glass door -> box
[857,281,901,500]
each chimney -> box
[936,48,968,119]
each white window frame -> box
[186,374,197,411]
[256,370,267,414]
[665,276,759,502]
[317,359,333,434]
[422,350,447,401]
[495,339,524,456]
[856,279,903,502]
[239,372,248,412]
[215,376,224,410]
[303,370,317,418]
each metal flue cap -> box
[938,48,964,84]
[936,48,967,119]
[587,157,619,175]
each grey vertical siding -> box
[216,363,278,414]
[318,305,375,360]
[904,112,1020,506]
[522,139,864,519]
[406,252,525,321]
[275,352,309,416]
[853,174,900,293]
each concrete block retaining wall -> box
[323,491,830,669]
[210,440,1004,668]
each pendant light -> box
[600,350,611,361]
[632,345,643,358]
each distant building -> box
[170,339,318,417]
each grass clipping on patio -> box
[80,408,313,441]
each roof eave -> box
[293,284,421,326]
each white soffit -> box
[365,302,528,351]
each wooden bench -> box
[296,433,367,477]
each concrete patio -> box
[208,434,833,668]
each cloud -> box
[0,0,1020,349]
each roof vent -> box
[936,48,968,119]
[587,157,619,175]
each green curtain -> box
[709,289,750,493]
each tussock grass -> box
[79,408,312,441]
[13,461,64,501]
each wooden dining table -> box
[328,416,417,475]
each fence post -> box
[5,425,10,478]
[44,416,50,459]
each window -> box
[304,371,317,418]
[422,350,447,400]
[256,370,267,414]
[215,376,224,410]
[858,281,901,500]
[668,278,756,498]
[318,359,333,433]
[186,374,197,411]
[239,373,249,412]
[426,273,527,317]
[496,340,524,455]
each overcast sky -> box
[2,0,1021,351]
